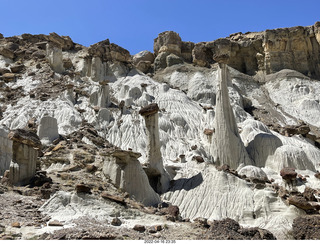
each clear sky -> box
[1,0,319,55]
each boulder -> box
[8,129,41,148]
[135,60,152,73]
[109,43,131,62]
[238,166,268,181]
[204,129,214,135]
[48,220,64,226]
[1,73,15,82]
[0,67,10,75]
[88,40,131,63]
[193,217,210,228]
[292,215,320,239]
[111,217,122,226]
[280,167,297,181]
[192,42,212,67]
[45,32,74,51]
[205,218,276,240]
[133,224,146,232]
[0,47,14,59]
[63,58,73,69]
[139,103,159,117]
[75,184,92,194]
[154,52,169,70]
[11,222,21,228]
[193,155,204,163]
[287,195,314,210]
[133,50,155,65]
[303,187,317,201]
[166,53,183,67]
[166,205,179,217]
[10,64,25,73]
[100,192,126,205]
[154,31,182,56]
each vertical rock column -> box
[97,80,111,108]
[37,116,59,145]
[0,128,12,176]
[64,84,75,104]
[89,80,111,108]
[139,103,170,193]
[46,42,64,73]
[213,63,253,169]
[8,129,41,185]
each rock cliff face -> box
[1,23,320,240]
[151,22,320,80]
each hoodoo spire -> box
[213,63,253,169]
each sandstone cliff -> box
[150,22,320,80]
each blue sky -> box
[1,0,319,54]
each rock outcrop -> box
[46,42,64,73]
[152,22,320,80]
[0,127,12,176]
[205,218,276,240]
[89,80,111,108]
[37,116,59,145]
[133,50,154,73]
[139,103,170,193]
[7,129,41,185]
[213,64,253,169]
[292,215,320,239]
[102,149,160,206]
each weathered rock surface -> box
[46,42,64,73]
[213,63,253,169]
[8,129,41,148]
[102,149,160,206]
[139,103,170,193]
[152,22,320,80]
[292,215,320,240]
[205,218,276,240]
[280,167,297,181]
[0,127,12,176]
[154,31,182,56]
[37,116,59,145]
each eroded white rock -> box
[213,64,253,169]
[37,116,59,145]
[102,150,160,206]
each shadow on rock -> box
[167,172,203,192]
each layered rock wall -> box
[152,22,320,79]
